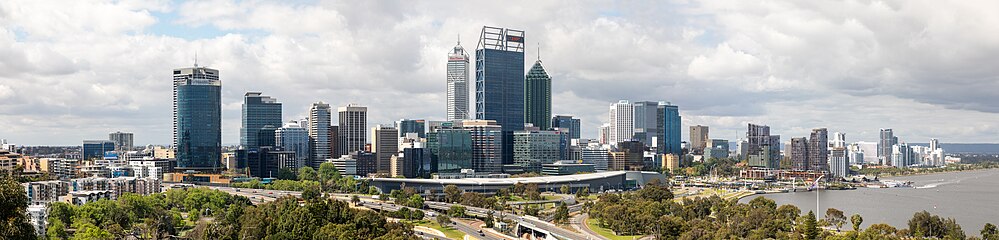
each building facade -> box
[632,101,660,147]
[447,39,470,121]
[173,66,222,172]
[338,104,367,155]
[396,119,426,138]
[241,92,282,150]
[524,59,551,130]
[108,131,134,152]
[551,115,581,140]
[808,128,829,172]
[658,103,682,156]
[789,137,809,171]
[275,121,310,170]
[371,125,399,174]
[427,128,473,174]
[746,123,780,169]
[82,140,115,160]
[608,100,634,144]
[308,102,332,168]
[689,125,709,155]
[475,26,526,133]
[463,120,503,173]
[512,130,562,172]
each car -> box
[235,188,240,192]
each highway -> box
[571,213,608,240]
[426,200,594,240]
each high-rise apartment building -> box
[551,115,581,139]
[241,92,282,150]
[831,132,846,148]
[632,101,660,147]
[608,100,634,144]
[746,123,780,169]
[173,65,221,172]
[275,121,310,170]
[308,102,332,168]
[689,125,709,155]
[108,131,134,152]
[447,38,470,121]
[808,128,829,171]
[524,58,551,130]
[878,128,896,165]
[371,125,399,174]
[658,103,682,156]
[829,147,848,177]
[396,119,426,138]
[789,137,809,171]
[338,104,367,154]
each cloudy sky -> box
[1,0,998,146]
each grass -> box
[586,218,643,240]
[408,219,466,240]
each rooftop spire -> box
[194,51,198,67]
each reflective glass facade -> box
[427,129,472,174]
[524,60,551,130]
[174,67,222,172]
[658,103,682,156]
[551,115,581,139]
[241,92,282,150]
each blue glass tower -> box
[173,66,222,172]
[241,92,282,150]
[82,140,115,160]
[551,115,581,139]
[658,103,682,156]
[476,26,525,166]
[396,119,426,138]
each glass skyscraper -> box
[658,103,682,156]
[396,119,426,138]
[241,92,282,150]
[173,66,222,172]
[551,115,581,139]
[309,102,332,168]
[427,128,472,174]
[633,101,660,147]
[524,59,551,130]
[476,26,525,166]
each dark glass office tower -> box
[241,92,282,150]
[551,115,581,139]
[396,119,426,138]
[427,128,472,174]
[657,103,682,156]
[173,66,222,172]
[476,26,525,165]
[524,59,551,130]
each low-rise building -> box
[541,162,595,176]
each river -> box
[740,168,999,233]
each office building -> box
[475,26,526,133]
[524,58,552,130]
[338,104,367,154]
[329,126,339,159]
[82,140,115,160]
[276,121,310,170]
[829,147,848,178]
[513,130,562,172]
[308,102,332,168]
[808,128,829,171]
[173,65,222,172]
[689,125,709,155]
[371,125,399,174]
[242,147,295,178]
[397,119,426,138]
[108,131,134,151]
[551,115,581,139]
[541,162,595,176]
[613,141,645,171]
[608,100,634,144]
[582,144,610,171]
[392,146,434,179]
[427,128,473,174]
[332,151,376,176]
[241,92,282,150]
[746,124,780,169]
[662,154,681,173]
[704,139,729,159]
[789,137,809,171]
[878,128,897,165]
[658,103,682,156]
[632,101,660,147]
[597,124,611,145]
[462,120,503,173]
[447,38,470,121]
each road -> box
[332,195,509,240]
[571,213,608,240]
[426,201,591,240]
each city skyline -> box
[3,1,999,145]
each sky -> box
[1,0,998,146]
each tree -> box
[851,214,864,232]
[802,211,819,239]
[298,166,318,181]
[525,204,540,217]
[524,183,540,200]
[0,176,36,240]
[560,185,571,195]
[302,184,321,201]
[406,194,425,209]
[983,223,999,240]
[637,179,673,202]
[448,205,466,218]
[276,167,297,180]
[825,208,846,231]
[575,187,590,199]
[437,214,451,227]
[444,185,461,203]
[484,211,495,228]
[351,195,361,206]
[553,203,570,225]
[318,162,340,183]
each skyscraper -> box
[108,131,133,152]
[241,92,282,150]
[808,128,829,171]
[338,104,367,154]
[513,130,561,172]
[658,103,682,156]
[308,102,332,168]
[462,120,503,173]
[608,100,634,144]
[396,119,426,138]
[447,38,470,121]
[475,26,526,132]
[878,128,896,165]
[173,65,221,172]
[371,124,398,174]
[275,121,310,170]
[831,132,846,148]
[524,58,551,130]
[427,127,473,174]
[789,137,809,171]
[551,115,581,139]
[632,101,660,147]
[746,123,779,169]
[689,125,709,155]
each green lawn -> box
[586,218,643,240]
[408,220,466,240]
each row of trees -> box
[588,179,995,239]
[231,163,371,194]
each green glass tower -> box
[524,59,551,130]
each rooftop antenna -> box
[194,51,199,67]
[457,33,461,45]
[537,42,541,61]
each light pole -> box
[815,175,824,215]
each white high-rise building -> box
[308,102,332,168]
[831,132,846,148]
[276,121,310,169]
[338,104,368,154]
[447,38,470,120]
[608,100,634,145]
[597,123,611,144]
[582,143,610,171]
